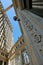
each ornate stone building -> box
[0,1,14,65]
[0,0,43,65]
[12,0,43,65]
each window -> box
[23,0,43,17]
[23,0,32,9]
[22,51,30,64]
[31,0,43,17]
[1,52,4,56]
[22,39,24,43]
[20,41,22,44]
[0,61,2,65]
[29,0,32,9]
[4,62,6,65]
[23,0,27,9]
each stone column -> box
[19,49,23,65]
[8,60,11,65]
[2,61,4,65]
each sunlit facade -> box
[12,0,43,65]
[0,1,14,65]
[0,0,43,65]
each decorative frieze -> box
[31,31,41,43]
[19,10,42,44]
[22,50,30,64]
[18,9,43,60]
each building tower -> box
[12,0,43,65]
[0,1,14,65]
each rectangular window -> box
[31,0,43,17]
[23,0,27,9]
[23,0,32,9]
[0,61,2,65]
[23,0,43,18]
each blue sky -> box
[1,0,22,43]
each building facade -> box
[8,35,30,65]
[0,1,14,65]
[0,0,43,65]
[12,0,43,65]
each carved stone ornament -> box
[32,32,41,43]
[23,51,30,64]
[25,22,33,31]
[28,24,33,31]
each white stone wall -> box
[9,55,22,65]
[0,1,14,52]
[17,9,43,65]
[4,19,14,52]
